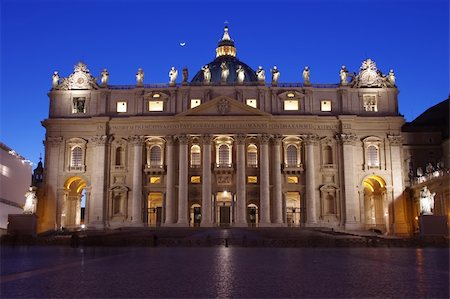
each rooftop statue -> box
[220,61,229,82]
[256,66,265,83]
[419,186,435,215]
[202,65,211,84]
[169,67,178,86]
[339,66,348,86]
[23,186,38,214]
[52,71,59,88]
[236,65,245,84]
[101,68,109,87]
[386,69,396,87]
[182,67,189,84]
[271,66,280,86]
[136,68,144,86]
[303,66,311,85]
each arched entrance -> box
[247,203,258,227]
[216,191,232,226]
[190,203,201,227]
[363,175,387,232]
[148,192,162,226]
[63,176,87,229]
[286,192,301,226]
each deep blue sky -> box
[1,0,448,166]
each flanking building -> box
[38,26,446,235]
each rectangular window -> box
[321,100,332,112]
[284,100,298,111]
[116,101,127,113]
[246,99,257,108]
[191,176,201,184]
[287,176,298,184]
[149,176,161,184]
[363,95,377,112]
[190,99,201,109]
[247,176,258,184]
[72,97,86,113]
[149,101,163,111]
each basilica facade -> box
[39,27,414,235]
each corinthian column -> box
[302,134,319,226]
[164,136,175,225]
[337,133,359,230]
[177,135,189,226]
[129,135,144,226]
[89,135,109,228]
[259,134,271,226]
[235,134,247,227]
[201,134,213,226]
[272,135,283,225]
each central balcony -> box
[214,163,234,174]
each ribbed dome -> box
[191,26,258,84]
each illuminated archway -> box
[190,203,201,227]
[362,175,387,232]
[63,176,87,229]
[148,192,163,226]
[285,192,301,226]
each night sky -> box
[1,0,448,166]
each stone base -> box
[419,215,449,237]
[7,214,37,237]
[344,222,363,231]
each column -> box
[177,135,189,226]
[201,134,213,226]
[303,134,319,226]
[43,136,63,231]
[259,134,271,226]
[164,136,175,225]
[272,135,283,225]
[235,134,247,227]
[388,135,408,234]
[89,135,109,228]
[129,135,144,226]
[337,133,360,230]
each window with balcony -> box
[247,144,258,167]
[149,146,162,167]
[190,145,201,167]
[218,144,231,166]
[286,145,298,166]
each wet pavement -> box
[1,246,448,298]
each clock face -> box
[73,73,88,88]
[361,70,377,86]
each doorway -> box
[148,192,163,226]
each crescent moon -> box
[180,42,186,46]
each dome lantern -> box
[216,26,236,58]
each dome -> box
[191,26,258,84]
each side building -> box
[0,142,32,233]
[39,26,410,235]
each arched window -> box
[115,147,123,166]
[247,144,258,167]
[286,145,298,166]
[190,145,201,167]
[218,144,230,166]
[71,146,83,167]
[150,146,162,167]
[367,145,379,167]
[323,145,333,165]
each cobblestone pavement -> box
[1,246,449,298]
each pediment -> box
[177,96,271,117]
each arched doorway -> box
[286,192,301,226]
[63,176,87,229]
[148,192,162,226]
[363,175,387,232]
[190,203,201,227]
[247,204,258,227]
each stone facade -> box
[38,27,417,235]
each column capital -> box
[387,134,403,146]
[128,135,145,146]
[165,135,175,145]
[177,134,189,145]
[44,136,63,146]
[235,134,247,144]
[200,134,213,145]
[89,135,110,146]
[301,134,319,145]
[258,133,272,144]
[272,134,283,145]
[336,133,358,145]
